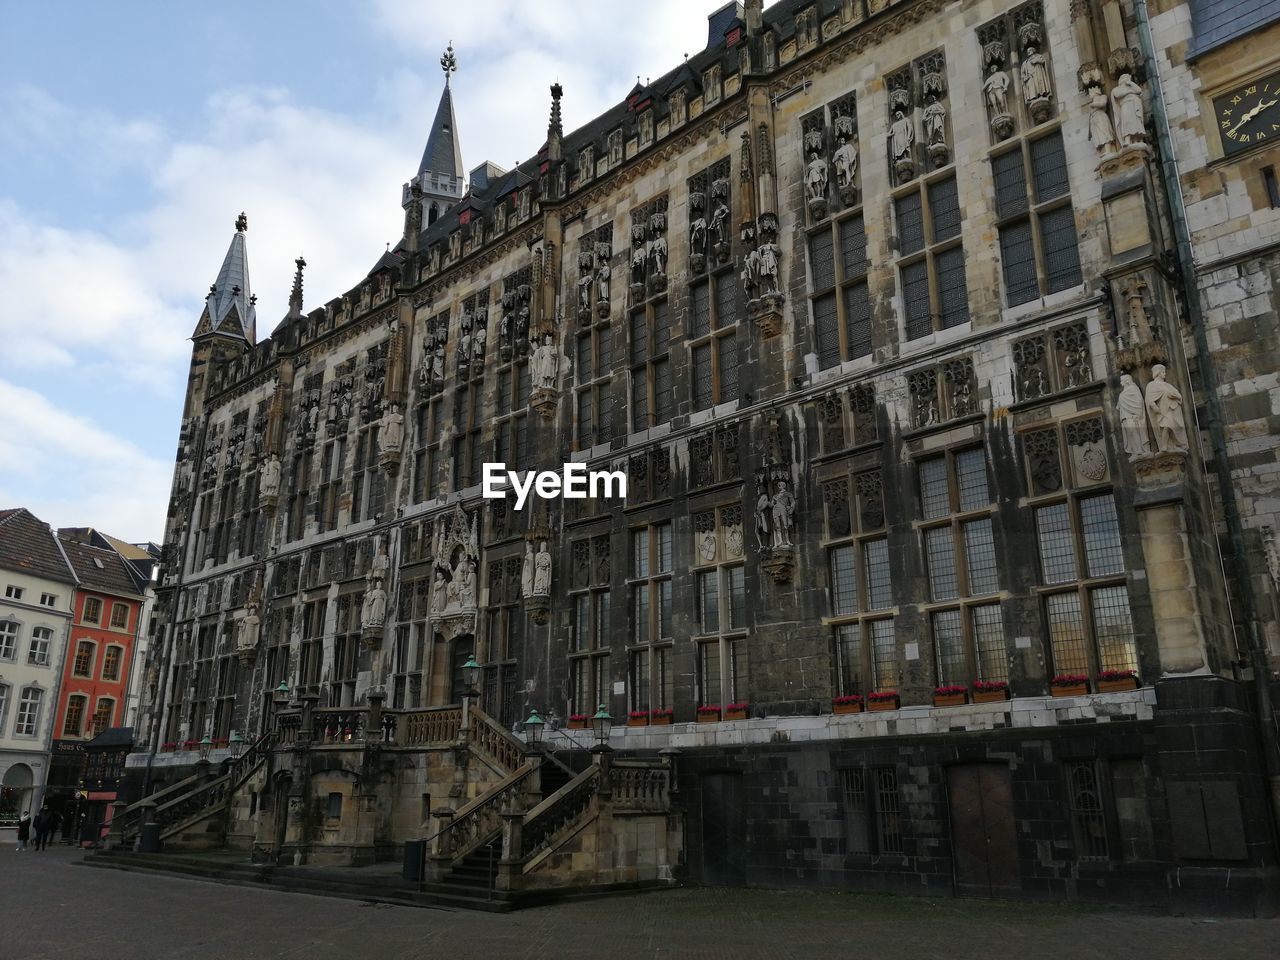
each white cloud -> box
[0,379,173,542]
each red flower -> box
[725,702,748,711]
[934,685,967,696]
[833,694,864,705]
[696,704,721,713]
[627,710,649,719]
[1051,674,1089,685]
[651,708,674,717]
[868,690,898,702]
[569,714,590,722]
[972,680,1009,692]
[1097,669,1137,681]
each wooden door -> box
[946,763,1020,897]
[701,773,746,885]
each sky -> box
[0,0,712,544]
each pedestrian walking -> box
[43,809,61,849]
[16,811,31,851]
[33,806,48,850]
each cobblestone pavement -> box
[1,845,1275,960]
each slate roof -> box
[58,536,144,600]
[0,508,77,585]
[197,219,256,344]
[420,80,465,181]
[1188,0,1280,58]
[59,528,157,593]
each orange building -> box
[46,533,145,832]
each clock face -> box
[1213,72,1280,156]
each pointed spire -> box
[547,83,564,162]
[194,213,256,344]
[419,46,464,181]
[289,255,306,320]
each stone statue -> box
[805,152,828,202]
[770,480,796,549]
[923,98,947,146]
[631,246,646,285]
[742,247,761,294]
[260,455,281,498]
[710,202,730,248]
[1087,84,1117,156]
[755,488,771,548]
[1144,364,1188,453]
[595,260,611,302]
[532,334,558,390]
[236,602,260,653]
[1117,373,1151,460]
[457,558,476,606]
[431,568,448,613]
[650,234,668,276]
[521,541,535,596]
[378,404,404,454]
[361,583,387,630]
[473,326,487,360]
[757,242,780,295]
[431,343,445,382]
[690,216,707,253]
[1111,73,1146,148]
[1020,45,1052,103]
[833,136,858,189]
[533,541,552,595]
[984,65,1010,116]
[577,274,593,313]
[889,109,914,161]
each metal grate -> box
[715,275,739,326]
[992,149,1029,218]
[870,620,897,691]
[1067,760,1110,860]
[653,357,673,423]
[843,281,873,359]
[895,192,924,254]
[932,608,965,685]
[841,769,871,854]
[718,332,739,400]
[692,343,713,411]
[814,292,841,369]
[919,456,950,519]
[875,768,904,854]
[928,177,962,242]
[810,229,836,291]
[840,215,869,277]
[863,538,892,609]
[697,570,719,633]
[972,603,1008,682]
[902,260,932,340]
[1000,220,1039,306]
[1046,592,1089,674]
[830,545,858,615]
[1031,131,1070,202]
[925,527,959,601]
[691,281,711,337]
[837,624,862,694]
[1041,205,1083,293]
[956,449,990,508]
[936,246,970,328]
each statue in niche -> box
[430,569,448,613]
[432,342,445,383]
[473,324,487,361]
[889,109,914,163]
[923,96,947,147]
[521,541,535,596]
[595,258,611,303]
[260,454,281,498]
[456,558,476,606]
[833,135,858,191]
[361,582,387,630]
[741,246,761,296]
[1021,45,1052,104]
[754,486,771,549]
[630,246,646,287]
[649,233,668,276]
[578,273,593,314]
[236,601,260,656]
[1144,364,1188,453]
[1023,365,1047,400]
[1117,373,1152,460]
[533,542,552,595]
[1087,84,1118,156]
[532,334,558,390]
[757,241,780,295]
[770,478,796,549]
[805,151,828,202]
[690,215,707,254]
[1111,73,1146,148]
[984,64,1011,117]
[378,404,404,454]
[710,200,730,249]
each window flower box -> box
[867,691,899,712]
[696,705,722,723]
[724,703,749,721]
[972,680,1010,703]
[650,709,674,726]
[627,710,650,727]
[1097,670,1139,693]
[1050,674,1089,697]
[833,694,864,715]
[933,685,968,707]
[567,714,590,730]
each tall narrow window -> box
[0,620,18,660]
[91,697,115,736]
[1066,760,1110,861]
[63,695,87,737]
[689,274,740,411]
[493,362,530,474]
[15,687,43,736]
[27,627,52,667]
[102,646,123,681]
[575,313,615,448]
[413,398,445,503]
[629,299,673,431]
[810,214,872,368]
[73,640,95,678]
[691,506,748,706]
[450,385,483,491]
[569,536,612,716]
[896,175,968,340]
[627,524,673,713]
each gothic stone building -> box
[124,0,1280,913]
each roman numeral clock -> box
[1214,72,1280,156]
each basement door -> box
[946,763,1020,898]
[700,772,746,885]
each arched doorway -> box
[1,762,35,823]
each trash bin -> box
[402,839,426,882]
[139,822,162,853]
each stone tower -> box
[402,43,466,239]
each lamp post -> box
[523,710,545,751]
[461,655,481,698]
[590,704,613,750]
[198,734,213,762]
[228,730,245,760]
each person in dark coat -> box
[15,811,31,851]
[32,807,48,850]
[41,809,60,849]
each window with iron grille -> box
[917,448,1006,687]
[298,601,324,690]
[875,767,905,854]
[809,213,872,369]
[63,695,87,738]
[840,768,871,853]
[1026,424,1137,684]
[575,311,615,448]
[412,397,446,503]
[692,506,748,707]
[238,459,261,557]
[825,470,895,696]
[689,273,741,411]
[569,536,613,716]
[1066,759,1110,860]
[993,130,1082,307]
[629,299,673,431]
[895,175,968,339]
[450,384,483,491]
[627,524,673,713]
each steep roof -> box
[0,508,77,585]
[1188,0,1280,58]
[419,79,464,182]
[58,528,157,593]
[195,214,256,344]
[58,536,144,600]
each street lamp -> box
[198,735,213,762]
[228,730,245,760]
[461,655,481,696]
[524,710,545,750]
[590,704,613,748]
[275,681,290,696]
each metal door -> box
[700,772,746,885]
[946,763,1020,897]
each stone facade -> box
[131,0,1280,912]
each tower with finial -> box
[403,42,466,239]
[288,255,306,320]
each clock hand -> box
[1228,98,1278,136]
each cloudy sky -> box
[0,1,713,543]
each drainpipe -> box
[1132,0,1280,848]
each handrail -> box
[468,705,525,774]
[434,762,533,864]
[389,706,463,746]
[519,766,601,862]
